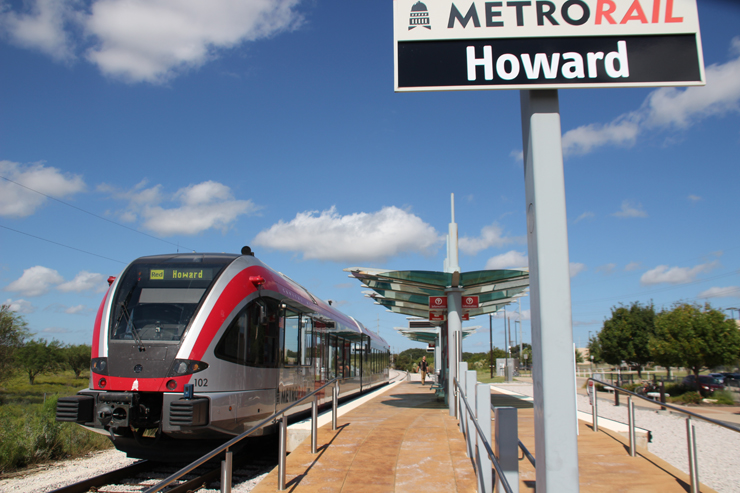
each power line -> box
[1,224,126,264]
[0,175,195,252]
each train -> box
[56,247,390,459]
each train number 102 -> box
[194,378,208,387]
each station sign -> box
[430,312,446,321]
[429,296,448,309]
[394,0,705,91]
[462,296,479,309]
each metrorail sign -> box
[394,0,705,91]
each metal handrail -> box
[518,439,535,468]
[588,377,740,493]
[454,378,514,493]
[588,378,740,433]
[144,378,340,493]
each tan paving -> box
[509,392,719,493]
[251,382,718,493]
[250,382,477,493]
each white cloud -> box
[1,0,304,84]
[459,223,521,255]
[697,286,740,299]
[688,194,702,203]
[253,206,442,263]
[5,266,64,296]
[625,262,642,271]
[595,263,616,275]
[3,298,35,314]
[65,305,87,314]
[560,37,740,156]
[640,261,719,286]
[0,0,76,61]
[484,250,528,270]
[105,180,259,236]
[0,160,86,218]
[57,271,107,293]
[569,262,586,278]
[612,200,647,218]
[510,149,523,162]
[562,114,640,156]
[574,211,594,223]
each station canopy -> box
[395,318,479,344]
[343,267,529,323]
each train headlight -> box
[91,358,108,375]
[168,359,209,377]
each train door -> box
[277,307,313,414]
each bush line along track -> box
[49,451,276,493]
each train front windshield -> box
[109,257,233,343]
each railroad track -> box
[50,440,278,493]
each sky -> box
[1,0,740,355]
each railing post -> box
[628,396,636,457]
[220,448,232,493]
[278,416,287,491]
[459,363,468,437]
[311,393,318,454]
[332,380,338,431]
[466,369,477,461]
[687,417,699,493]
[494,407,519,493]
[592,381,599,433]
[476,383,493,493]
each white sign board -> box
[394,0,705,91]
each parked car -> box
[682,375,725,392]
[708,373,726,385]
[719,373,740,387]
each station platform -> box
[251,381,718,493]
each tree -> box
[15,339,64,384]
[64,344,92,378]
[653,302,740,389]
[598,302,656,377]
[0,304,30,383]
[575,348,584,364]
[587,334,603,364]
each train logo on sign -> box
[409,1,431,30]
[429,296,448,309]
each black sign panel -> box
[397,34,701,90]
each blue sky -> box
[1,0,739,355]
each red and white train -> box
[56,247,390,459]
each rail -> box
[144,378,341,493]
[454,377,514,493]
[588,377,740,493]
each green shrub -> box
[711,390,736,405]
[0,395,110,473]
[671,391,702,405]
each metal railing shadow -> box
[143,378,341,493]
[588,377,740,493]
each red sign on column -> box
[429,296,447,309]
[429,312,446,322]
[462,296,479,309]
[462,313,470,321]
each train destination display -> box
[394,0,705,91]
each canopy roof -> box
[344,267,529,321]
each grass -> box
[474,370,507,384]
[0,370,111,474]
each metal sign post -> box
[521,89,579,491]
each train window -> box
[214,297,279,368]
[282,309,300,366]
[300,315,313,366]
[109,258,232,343]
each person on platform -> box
[419,356,429,385]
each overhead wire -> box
[0,174,196,252]
[1,224,126,264]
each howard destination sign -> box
[394,0,705,91]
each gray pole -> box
[447,287,464,416]
[520,89,580,492]
[489,314,493,379]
